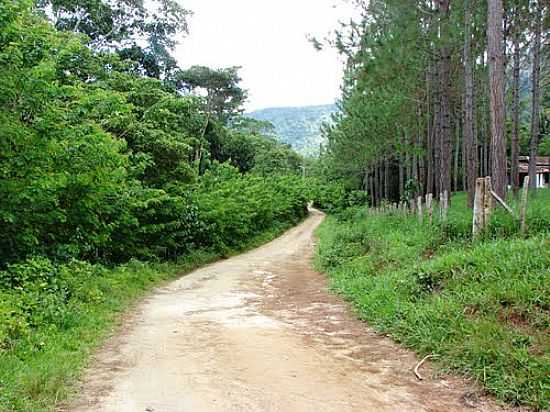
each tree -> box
[438,0,453,199]
[464,0,477,206]
[174,66,248,123]
[487,0,507,198]
[36,0,191,78]
[510,3,522,192]
[528,0,543,189]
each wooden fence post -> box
[473,178,485,237]
[483,177,493,226]
[417,196,423,223]
[520,176,530,234]
[440,190,449,222]
[426,193,433,225]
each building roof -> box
[518,156,550,166]
[519,165,550,174]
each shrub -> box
[309,179,369,213]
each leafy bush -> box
[0,258,102,349]
[195,164,308,251]
[308,179,368,212]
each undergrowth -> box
[315,190,550,410]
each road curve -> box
[67,210,510,412]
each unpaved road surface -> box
[69,211,512,412]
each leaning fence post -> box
[473,178,485,237]
[520,176,530,234]
[490,189,515,216]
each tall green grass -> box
[315,190,550,409]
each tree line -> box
[316,0,549,207]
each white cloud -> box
[175,0,354,111]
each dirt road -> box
[69,211,510,412]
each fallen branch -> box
[414,354,436,381]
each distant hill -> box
[247,104,337,156]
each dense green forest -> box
[313,0,549,203]
[0,0,310,267]
[248,104,337,156]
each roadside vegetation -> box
[0,220,302,412]
[0,2,318,410]
[310,0,549,408]
[315,191,550,410]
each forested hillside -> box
[248,104,337,156]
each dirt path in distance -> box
[67,210,516,412]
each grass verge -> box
[315,191,549,410]
[0,221,299,412]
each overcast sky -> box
[174,0,354,111]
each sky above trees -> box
[176,0,355,111]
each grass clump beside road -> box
[0,222,296,412]
[315,191,550,410]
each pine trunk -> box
[434,70,442,197]
[439,0,452,198]
[369,167,375,207]
[487,0,507,198]
[528,2,542,190]
[399,154,405,199]
[464,0,477,207]
[453,115,461,193]
[374,164,380,206]
[384,156,390,200]
[511,11,521,192]
[427,69,435,196]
